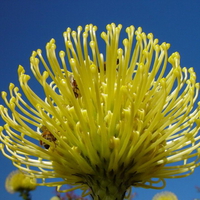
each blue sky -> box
[1,1,200,199]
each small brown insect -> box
[69,75,80,98]
[40,126,56,149]
[98,59,119,72]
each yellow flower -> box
[1,23,200,199]
[152,191,178,200]
[50,197,61,200]
[5,170,36,194]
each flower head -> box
[5,170,36,194]
[1,23,200,199]
[152,191,178,200]
[50,197,61,200]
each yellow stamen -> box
[0,23,200,199]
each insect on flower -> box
[69,75,80,98]
[98,59,120,73]
[39,126,57,149]
[1,23,200,199]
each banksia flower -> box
[1,23,200,200]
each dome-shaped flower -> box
[50,197,61,200]
[5,170,36,193]
[1,23,200,199]
[152,191,178,200]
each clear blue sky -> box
[1,1,200,199]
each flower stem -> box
[90,185,126,200]
[87,175,127,200]
[19,190,31,200]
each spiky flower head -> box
[1,23,200,199]
[152,191,178,200]
[5,170,36,194]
